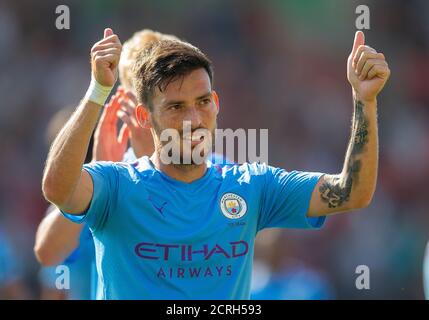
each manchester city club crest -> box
[220,193,247,219]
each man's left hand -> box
[347,31,391,103]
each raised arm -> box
[308,31,390,217]
[42,28,122,214]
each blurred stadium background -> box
[0,0,428,299]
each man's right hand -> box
[43,28,122,215]
[91,28,122,87]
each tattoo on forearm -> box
[353,101,369,154]
[319,100,368,208]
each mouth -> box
[182,132,206,147]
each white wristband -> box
[84,77,113,106]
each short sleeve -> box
[61,161,119,231]
[257,167,326,231]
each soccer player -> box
[35,30,175,298]
[42,28,390,299]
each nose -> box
[185,106,202,129]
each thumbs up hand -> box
[347,31,390,103]
[90,28,122,87]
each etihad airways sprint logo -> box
[134,241,249,279]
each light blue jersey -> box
[63,226,95,300]
[63,157,325,299]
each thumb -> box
[104,28,113,38]
[351,30,365,57]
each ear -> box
[212,90,220,114]
[135,104,151,129]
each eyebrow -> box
[163,92,212,108]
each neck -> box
[150,153,208,183]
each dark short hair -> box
[131,39,213,111]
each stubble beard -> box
[152,117,216,171]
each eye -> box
[198,98,211,106]
[168,104,182,110]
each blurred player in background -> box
[35,106,95,299]
[41,27,390,299]
[34,29,175,299]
